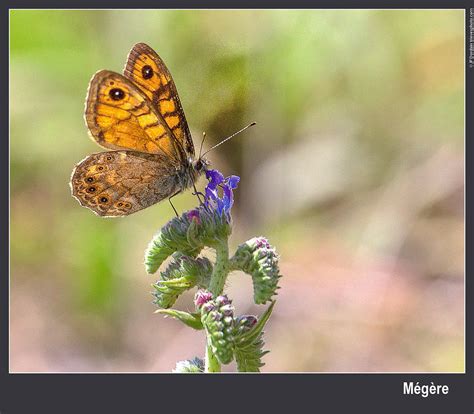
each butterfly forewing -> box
[123,43,195,158]
[85,70,184,165]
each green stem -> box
[203,240,230,372]
[208,240,229,296]
[205,343,221,372]
[228,253,244,272]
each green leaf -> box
[233,301,275,372]
[156,309,204,330]
[152,277,193,308]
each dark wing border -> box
[123,42,194,159]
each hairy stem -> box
[208,240,229,296]
[205,343,221,372]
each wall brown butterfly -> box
[70,43,208,217]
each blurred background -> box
[10,9,464,372]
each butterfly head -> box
[193,157,210,175]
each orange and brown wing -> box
[85,70,185,165]
[70,150,181,217]
[123,43,195,158]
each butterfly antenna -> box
[202,122,256,157]
[198,131,207,160]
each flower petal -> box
[222,184,234,213]
[227,175,240,189]
[205,169,224,189]
[203,169,240,217]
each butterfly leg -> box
[192,182,204,205]
[168,191,181,217]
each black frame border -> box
[2,2,472,413]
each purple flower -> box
[194,290,213,308]
[254,237,271,249]
[204,169,240,216]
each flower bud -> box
[144,212,204,274]
[194,289,213,308]
[153,256,212,308]
[231,237,282,304]
[200,294,235,364]
[187,204,232,248]
[234,315,258,334]
[173,357,204,373]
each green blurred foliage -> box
[10,10,464,372]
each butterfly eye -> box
[142,65,154,79]
[109,88,125,101]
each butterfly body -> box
[71,43,206,217]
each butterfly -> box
[70,43,210,217]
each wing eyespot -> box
[109,88,125,101]
[142,65,154,79]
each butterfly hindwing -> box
[123,43,195,158]
[70,150,181,217]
